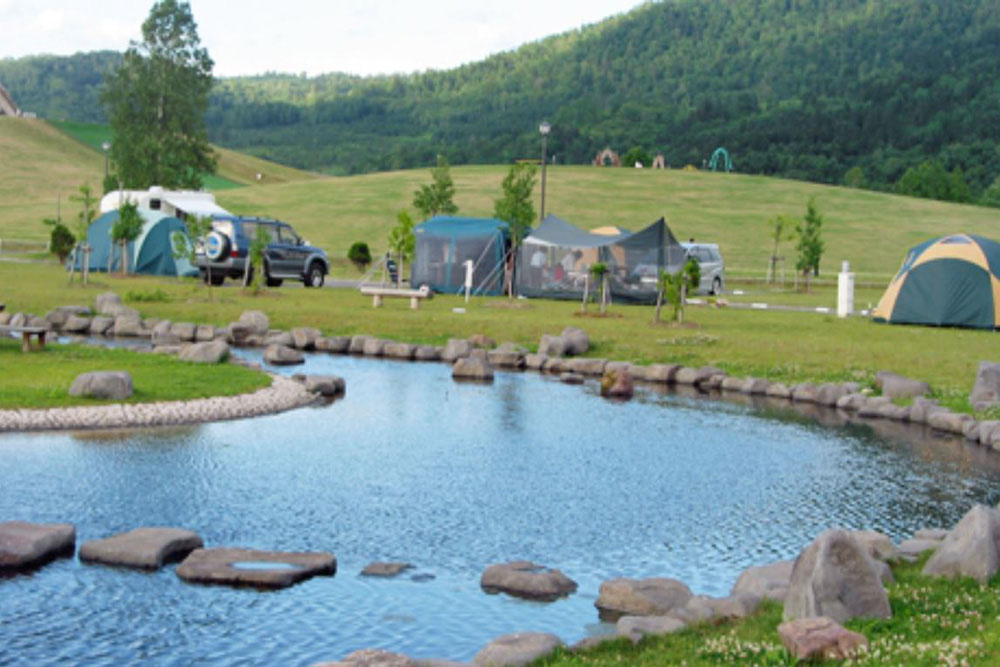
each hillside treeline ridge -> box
[2,0,999,198]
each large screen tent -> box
[410,216,510,295]
[516,214,685,303]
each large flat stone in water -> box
[0,521,75,571]
[80,527,203,570]
[176,547,336,589]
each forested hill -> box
[3,0,1000,193]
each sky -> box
[0,0,644,77]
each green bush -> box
[125,288,171,303]
[348,241,372,272]
[49,223,75,263]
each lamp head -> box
[539,121,551,136]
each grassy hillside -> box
[217,164,1000,281]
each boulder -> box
[480,561,578,601]
[645,363,681,383]
[413,346,441,362]
[783,529,891,623]
[179,341,230,364]
[44,307,80,329]
[544,358,570,374]
[237,310,269,335]
[441,338,473,362]
[595,577,692,621]
[361,562,413,577]
[927,411,974,435]
[673,367,698,385]
[176,547,337,589]
[69,371,134,400]
[472,633,564,667]
[452,356,494,382]
[851,530,899,562]
[195,325,215,342]
[469,333,496,349]
[0,521,76,571]
[878,403,910,421]
[970,361,1000,411]
[95,292,123,315]
[765,382,792,399]
[907,397,945,424]
[88,315,114,336]
[616,615,686,643]
[777,616,869,662]
[857,396,892,418]
[384,342,416,360]
[537,334,565,358]
[265,331,294,347]
[62,314,92,333]
[524,354,547,371]
[561,327,590,356]
[0,312,10,325]
[8,311,27,327]
[875,370,930,400]
[363,338,387,357]
[791,383,818,403]
[815,383,849,406]
[314,649,419,667]
[170,322,198,342]
[263,344,304,366]
[560,372,585,385]
[27,315,50,330]
[978,421,1000,446]
[731,559,795,601]
[710,591,762,619]
[600,369,634,399]
[740,378,771,395]
[721,376,746,392]
[302,375,346,397]
[321,336,352,354]
[914,528,949,541]
[923,504,1000,583]
[291,327,321,350]
[113,314,143,337]
[79,527,203,569]
[836,393,868,412]
[486,348,525,369]
[899,539,942,560]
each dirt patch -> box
[573,311,624,319]
[651,320,701,329]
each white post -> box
[463,259,474,303]
[837,260,855,318]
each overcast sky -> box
[0,0,644,77]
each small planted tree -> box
[413,154,458,219]
[386,210,416,287]
[656,258,700,324]
[767,214,795,284]
[247,224,270,293]
[348,241,372,272]
[172,214,214,298]
[795,197,825,292]
[43,216,75,264]
[590,261,609,314]
[110,201,144,275]
[493,163,536,296]
[68,183,98,284]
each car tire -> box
[711,277,722,295]
[305,262,325,288]
[205,231,230,261]
[210,273,225,286]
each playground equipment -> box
[708,147,733,172]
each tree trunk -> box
[82,245,90,285]
[600,277,608,315]
[581,274,589,313]
[678,283,687,324]
[655,287,663,323]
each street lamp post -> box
[101,141,111,182]
[539,121,550,222]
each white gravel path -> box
[0,375,317,433]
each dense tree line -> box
[3,0,1000,200]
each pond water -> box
[2,349,999,666]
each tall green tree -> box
[386,210,416,287]
[795,197,825,291]
[68,183,98,284]
[493,163,536,296]
[102,0,216,189]
[413,155,458,219]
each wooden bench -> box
[0,324,48,352]
[359,284,433,310]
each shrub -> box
[348,241,372,272]
[125,288,170,303]
[49,223,75,263]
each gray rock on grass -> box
[730,560,794,601]
[560,327,590,356]
[876,370,930,400]
[616,615,686,643]
[79,527,203,569]
[783,529,891,623]
[472,633,564,667]
[595,577,692,621]
[923,504,1000,583]
[970,361,1000,411]
[69,371,133,400]
[179,340,230,364]
[778,616,869,662]
[442,338,473,362]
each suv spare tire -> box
[205,231,230,261]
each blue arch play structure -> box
[708,147,733,172]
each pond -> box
[2,349,999,665]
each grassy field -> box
[2,260,996,414]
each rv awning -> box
[161,194,232,218]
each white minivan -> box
[681,242,726,295]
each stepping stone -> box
[0,521,76,571]
[361,561,414,577]
[481,560,578,601]
[176,547,336,589]
[79,527,204,570]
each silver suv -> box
[196,216,329,287]
[681,242,725,295]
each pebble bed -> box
[0,374,316,432]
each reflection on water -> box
[1,350,998,666]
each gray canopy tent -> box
[515,214,685,303]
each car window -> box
[212,221,234,239]
[709,248,722,262]
[241,221,257,240]
[278,226,298,244]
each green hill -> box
[3,0,1000,195]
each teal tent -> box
[410,216,510,295]
[71,208,197,277]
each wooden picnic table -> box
[0,324,47,352]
